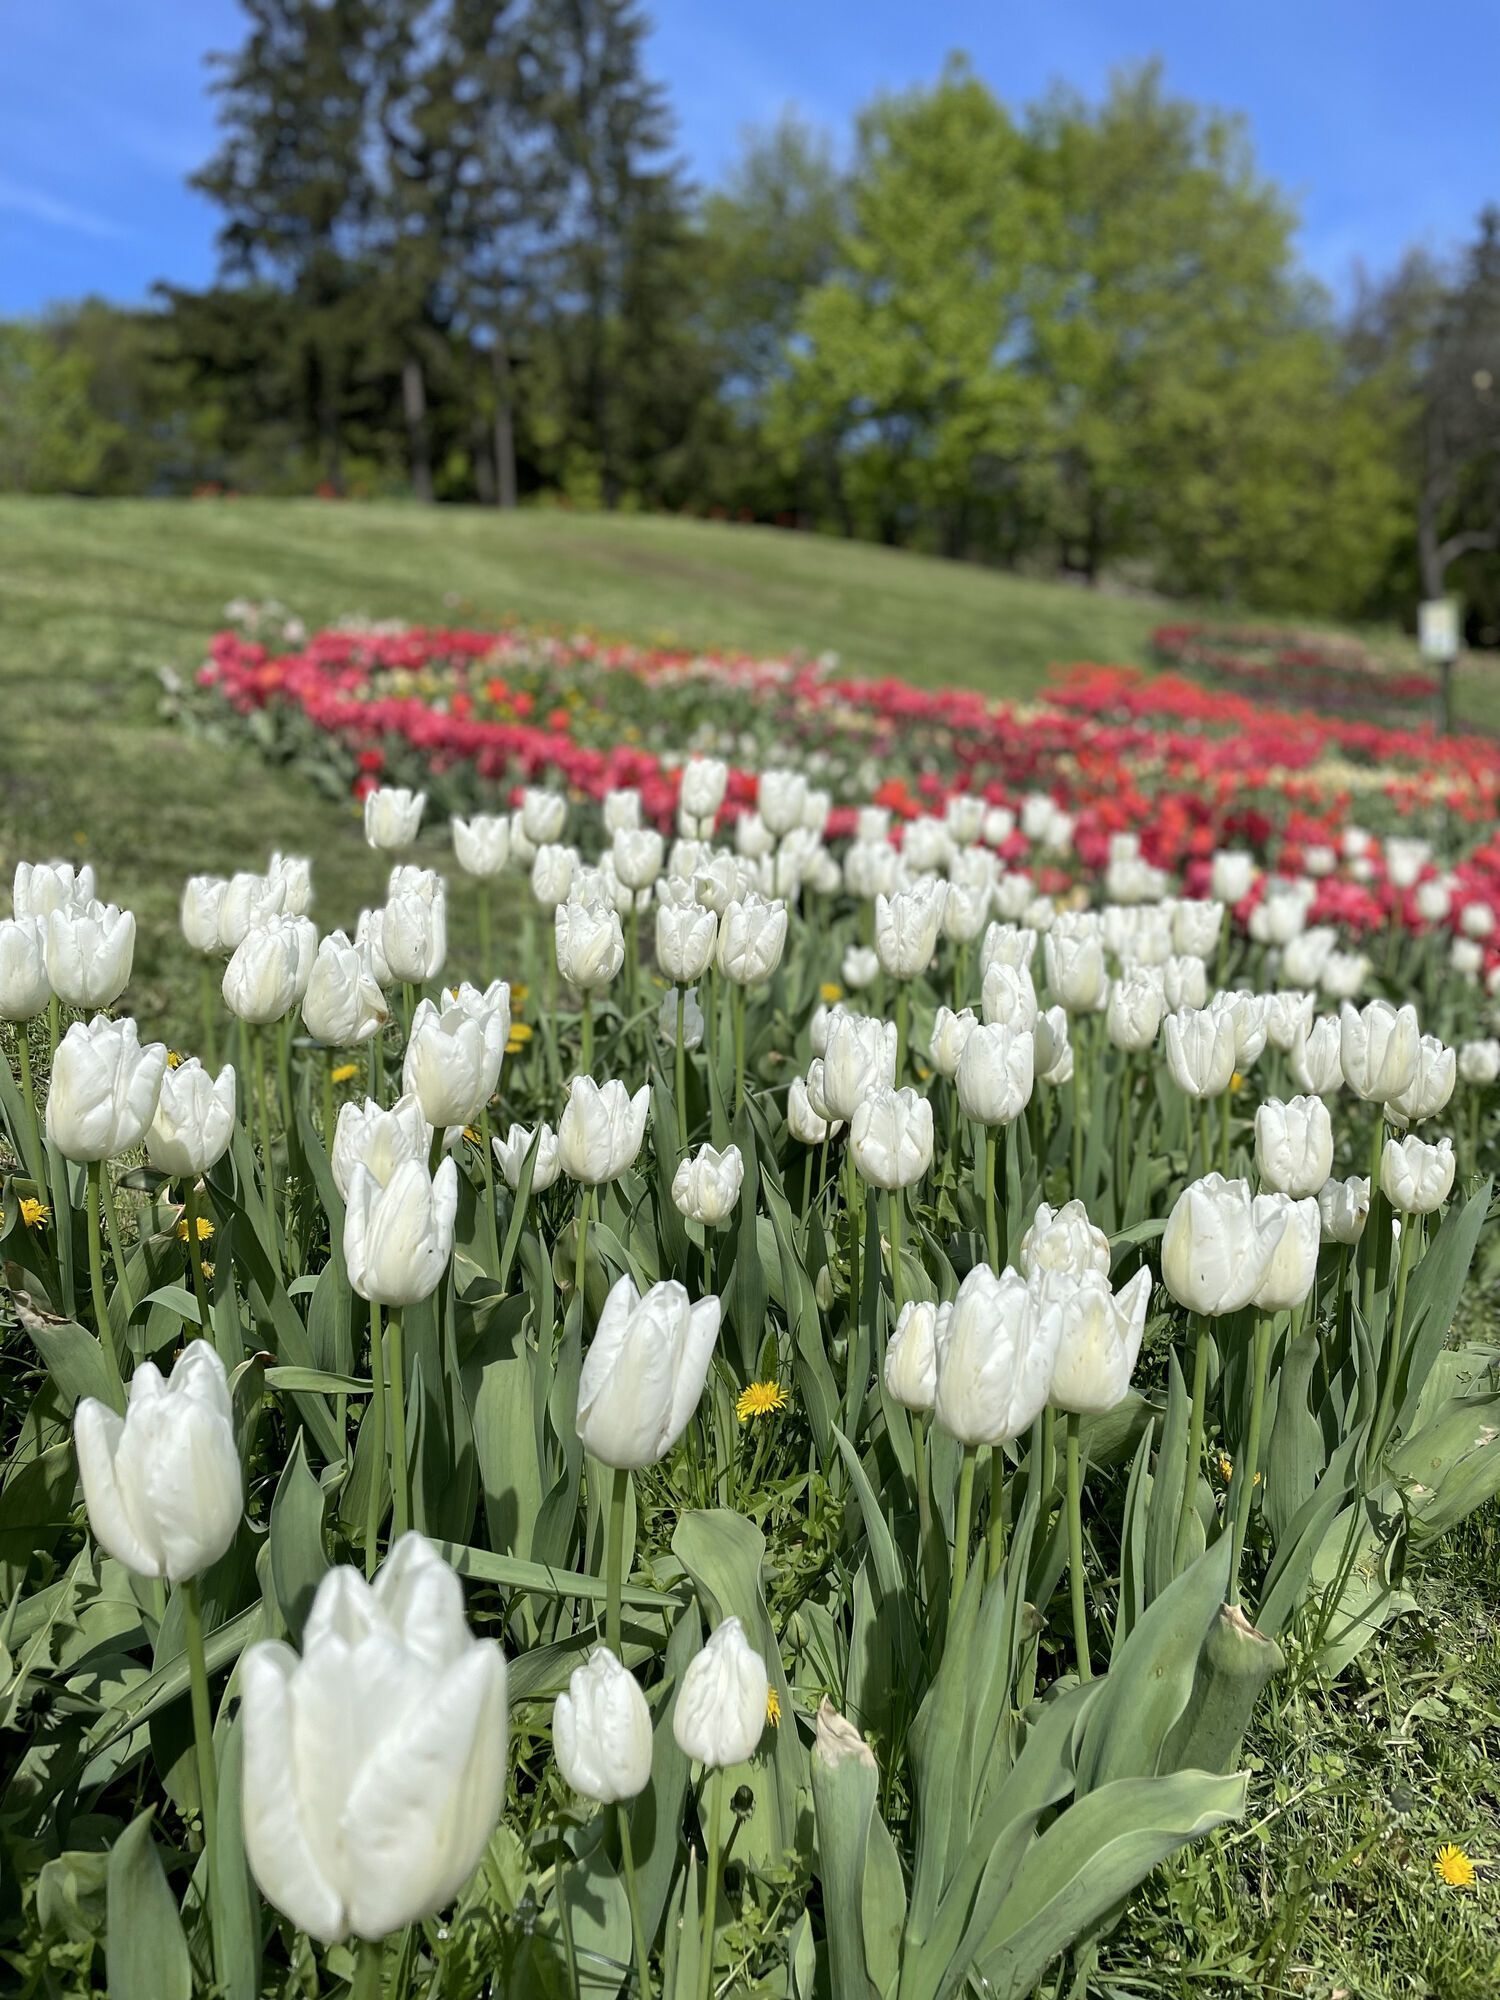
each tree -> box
[192,0,387,489]
[769,60,1046,553]
[0,324,121,492]
[1414,210,1500,605]
[522,0,697,507]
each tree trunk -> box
[402,353,434,504]
[491,336,517,511]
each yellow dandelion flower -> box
[330,1061,358,1085]
[736,1381,788,1423]
[1230,1070,1245,1093]
[19,1196,50,1229]
[463,1125,482,1147]
[1435,1845,1477,1888]
[819,983,843,1004]
[511,984,529,1005]
[176,1215,215,1243]
[766,1686,782,1727]
[167,1049,185,1069]
[1217,1455,1234,1482]
[200,1262,215,1281]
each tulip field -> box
[3,587,1500,2000]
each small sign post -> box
[1418,597,1461,733]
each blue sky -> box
[3,0,1494,315]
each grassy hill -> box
[0,494,1451,1034]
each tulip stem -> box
[47,992,60,1061]
[364,1302,387,1578]
[1361,1113,1385,1323]
[675,990,689,1154]
[1174,1319,1211,1573]
[986,1443,1007,1581]
[322,1048,337,1142]
[895,984,909,1081]
[911,1411,940,1609]
[1372,1213,1421,1456]
[581,989,594,1079]
[367,1028,382,1106]
[385,1304,411,1539]
[477,880,492,980]
[983,1127,999,1270]
[604,1464,629,1658]
[14,1027,47,1190]
[183,1181,215,1346]
[950,1444,978,1618]
[1066,1413,1091,1681]
[251,1027,280,1271]
[886,1191,903,1320]
[1227,1314,1272,1607]
[575,1187,593,1324]
[618,1804,653,1999]
[732,983,747,1114]
[85,1160,126,1408]
[102,1170,133,1324]
[697,1766,724,2000]
[350,1937,383,2000]
[478,1105,501,1273]
[181,1577,219,1854]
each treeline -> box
[3,0,1499,628]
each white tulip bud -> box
[554,1648,653,1803]
[885,1299,945,1411]
[450,813,510,878]
[673,1617,768,1768]
[577,1273,720,1468]
[147,1057,237,1179]
[47,1014,167,1162]
[1160,1174,1289,1317]
[933,1264,1062,1446]
[0,915,49,1021]
[558,1076,649,1185]
[1317,1174,1369,1244]
[1380,1134,1455,1214]
[672,1142,745,1225]
[363,786,426,851]
[44,902,136,1010]
[344,1157,458,1306]
[492,1121,560,1193]
[302,930,387,1046]
[850,1085,933,1189]
[1018,1199,1110,1281]
[332,1093,431,1202]
[181,876,229,956]
[556,900,624,992]
[75,1342,241,1580]
[657,901,717,983]
[1254,1094,1334,1198]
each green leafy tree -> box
[0,323,121,492]
[769,60,1046,552]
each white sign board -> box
[1418,598,1460,663]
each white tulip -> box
[716,894,788,985]
[1381,1134,1455,1214]
[520,788,567,845]
[657,901,717,983]
[1289,1015,1344,1096]
[875,879,949,980]
[302,930,387,1045]
[75,1342,241,1580]
[181,875,229,955]
[558,1076,649,1184]
[1163,1005,1237,1099]
[222,915,311,1025]
[850,1086,933,1189]
[672,1143,745,1225]
[659,987,705,1049]
[1018,1199,1110,1281]
[933,1263,1063,1446]
[492,1121,560,1194]
[1317,1174,1369,1244]
[147,1058,237,1179]
[363,786,426,851]
[450,813,511,878]
[928,1005,977,1079]
[673,1617,768,1768]
[556,900,624,992]
[332,1093,432,1201]
[0,915,49,1021]
[1252,1194,1321,1312]
[1160,1174,1289,1317]
[1046,1268,1152,1414]
[13,859,95,923]
[1254,1094,1334,1198]
[577,1273,720,1467]
[1458,1038,1500,1086]
[1339,1000,1420,1104]
[554,1648,653,1803]
[344,1157,458,1306]
[44,903,135,1010]
[885,1299,945,1411]
[1385,1035,1455,1125]
[1106,969,1164,1052]
[46,1014,167,1162]
[982,960,1039,1031]
[241,1535,507,1944]
[822,1014,898,1120]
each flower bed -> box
[193,620,1500,965]
[1150,621,1440,716]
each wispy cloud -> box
[0,174,131,241]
